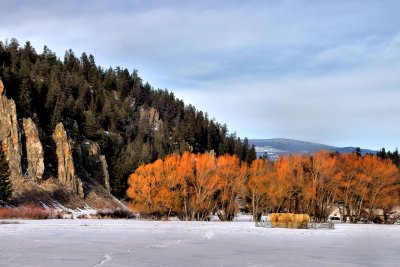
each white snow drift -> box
[0,219,399,266]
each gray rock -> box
[52,122,84,197]
[22,118,44,180]
[0,80,22,178]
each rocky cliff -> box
[52,122,84,198]
[0,80,120,209]
[23,118,44,180]
[0,80,22,178]
[75,141,110,192]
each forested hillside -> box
[0,38,256,198]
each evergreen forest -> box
[0,38,256,198]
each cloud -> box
[1,0,400,149]
[174,62,400,149]
[311,32,400,70]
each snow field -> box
[0,219,399,267]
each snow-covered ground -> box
[1,219,399,267]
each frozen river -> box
[1,219,399,266]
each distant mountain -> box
[249,138,376,160]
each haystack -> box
[269,213,279,223]
[270,213,309,229]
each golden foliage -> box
[127,150,400,222]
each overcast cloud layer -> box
[1,0,399,150]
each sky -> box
[1,0,400,150]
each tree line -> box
[0,38,255,198]
[377,148,400,169]
[127,151,400,222]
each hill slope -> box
[0,38,255,200]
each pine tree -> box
[18,55,33,117]
[83,111,99,140]
[354,147,362,157]
[246,145,257,164]
[0,148,12,205]
[392,148,400,168]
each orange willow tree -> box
[190,152,219,220]
[245,151,399,222]
[246,159,275,221]
[334,154,400,222]
[128,151,400,222]
[361,155,399,221]
[127,152,246,220]
[307,151,338,221]
[215,154,248,221]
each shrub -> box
[0,205,57,219]
[94,209,135,219]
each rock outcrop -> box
[140,107,163,130]
[1,80,115,205]
[52,122,84,197]
[99,155,110,191]
[76,141,110,192]
[23,118,44,180]
[0,80,22,178]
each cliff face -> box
[52,123,84,198]
[23,118,44,180]
[140,107,164,133]
[0,80,121,209]
[0,80,22,178]
[75,141,110,192]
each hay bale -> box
[278,213,289,223]
[276,221,288,228]
[269,213,310,229]
[287,213,295,222]
[293,214,304,223]
[270,213,310,228]
[269,213,279,223]
[302,214,310,223]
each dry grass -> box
[0,205,57,219]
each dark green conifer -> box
[0,147,12,205]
